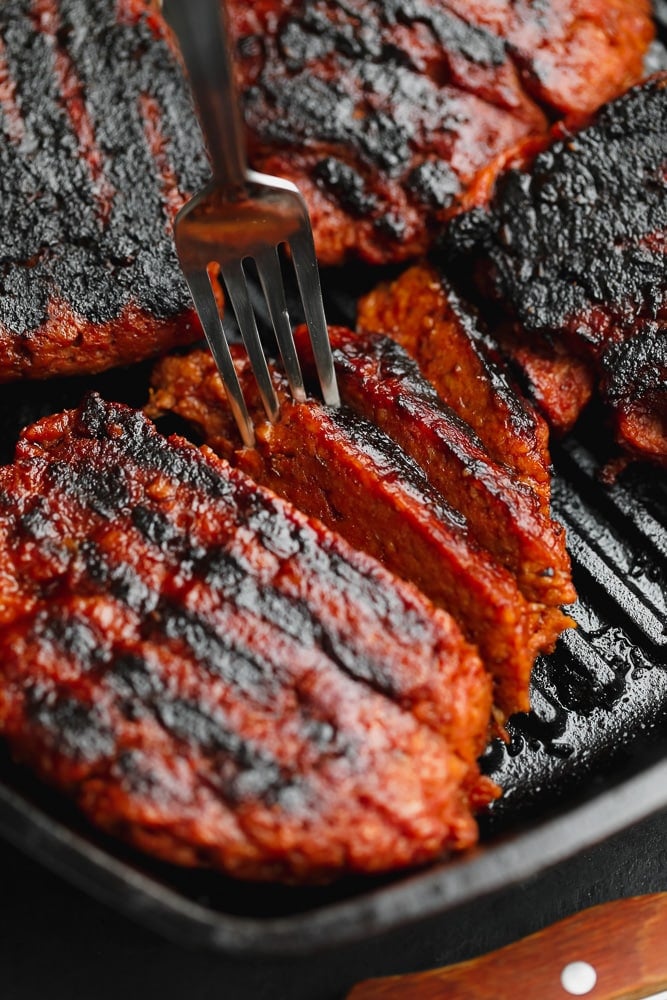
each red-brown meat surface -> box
[0,0,209,381]
[299,325,574,609]
[357,263,555,500]
[229,0,653,264]
[149,343,574,717]
[443,75,667,467]
[0,394,495,882]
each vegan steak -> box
[149,335,574,718]
[442,74,667,467]
[0,0,209,381]
[0,394,495,882]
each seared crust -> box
[229,0,652,264]
[0,0,209,380]
[357,263,553,501]
[149,346,574,716]
[442,75,667,464]
[0,394,493,881]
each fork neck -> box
[164,0,247,195]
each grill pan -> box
[1,260,667,958]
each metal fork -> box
[164,0,340,447]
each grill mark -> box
[25,684,115,760]
[33,610,105,667]
[15,398,462,711]
[71,394,234,501]
[0,35,25,144]
[20,450,410,705]
[27,617,340,810]
[31,0,114,226]
[108,653,297,807]
[327,405,467,533]
[31,594,356,773]
[46,459,131,518]
[139,92,186,227]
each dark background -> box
[2,805,667,1000]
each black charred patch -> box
[602,324,667,405]
[241,0,510,179]
[407,160,461,209]
[26,686,115,761]
[313,158,379,216]
[0,0,209,336]
[443,76,667,342]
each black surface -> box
[2,807,667,1000]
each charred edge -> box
[340,331,491,449]
[601,324,667,403]
[70,394,235,501]
[426,254,546,438]
[444,279,540,438]
[442,76,667,339]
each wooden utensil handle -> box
[348,893,667,999]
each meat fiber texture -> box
[441,74,667,468]
[0,0,210,381]
[228,0,653,264]
[0,394,497,882]
[148,331,575,720]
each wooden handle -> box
[348,894,667,1000]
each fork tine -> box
[185,268,255,448]
[221,260,281,423]
[255,247,307,403]
[289,225,341,408]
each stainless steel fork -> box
[164,0,340,447]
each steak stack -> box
[0,394,495,881]
[149,328,575,719]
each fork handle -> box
[164,0,247,193]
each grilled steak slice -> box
[149,348,572,717]
[357,263,554,503]
[442,74,667,466]
[228,0,653,265]
[295,325,574,609]
[0,0,209,381]
[0,394,494,882]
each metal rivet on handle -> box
[561,961,597,995]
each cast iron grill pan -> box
[0,258,666,955]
